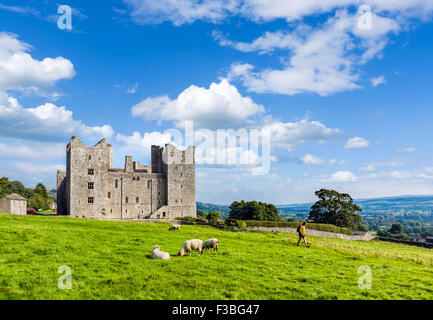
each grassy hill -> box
[1,214,433,300]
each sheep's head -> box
[153,245,160,250]
[177,248,185,256]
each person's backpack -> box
[296,225,301,233]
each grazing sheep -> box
[169,224,181,231]
[177,239,203,256]
[203,238,219,252]
[150,245,170,261]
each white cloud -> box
[329,158,347,165]
[114,131,173,155]
[398,147,416,153]
[300,154,325,166]
[329,170,358,182]
[0,32,75,94]
[227,10,399,96]
[370,75,387,87]
[122,1,433,25]
[345,137,370,149]
[126,82,139,94]
[0,92,114,142]
[360,165,376,172]
[123,0,239,25]
[262,119,344,151]
[131,79,265,129]
[0,141,64,160]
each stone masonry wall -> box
[246,226,375,241]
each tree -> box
[29,183,50,210]
[228,201,280,221]
[0,177,12,198]
[206,212,220,225]
[390,223,404,235]
[308,189,363,230]
[34,183,48,199]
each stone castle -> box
[57,136,196,219]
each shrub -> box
[175,216,196,223]
[206,212,220,225]
[236,220,247,229]
[243,220,353,235]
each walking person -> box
[297,221,310,247]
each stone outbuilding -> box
[0,193,27,215]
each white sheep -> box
[177,239,203,256]
[203,238,219,252]
[169,224,181,231]
[150,245,170,261]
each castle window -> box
[180,172,183,177]
[88,169,94,175]
[88,182,94,190]
[115,179,118,188]
[88,155,92,160]
[180,184,182,189]
[175,200,178,204]
[137,177,140,181]
[136,197,139,203]
[181,199,183,203]
[88,197,94,204]
[110,209,113,213]
[108,192,111,199]
[162,212,166,218]
[125,197,129,203]
[147,180,151,189]
[132,177,136,181]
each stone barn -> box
[0,193,27,215]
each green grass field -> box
[1,213,433,300]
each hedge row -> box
[243,220,353,235]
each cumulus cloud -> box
[122,0,433,25]
[227,10,399,96]
[131,79,265,129]
[123,0,239,25]
[345,137,370,149]
[370,75,387,87]
[328,170,358,182]
[0,92,114,142]
[262,119,345,151]
[0,32,75,94]
[300,154,325,166]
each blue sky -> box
[1,0,433,204]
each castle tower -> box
[163,144,196,218]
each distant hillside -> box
[196,196,433,238]
[196,202,230,217]
[274,195,433,220]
